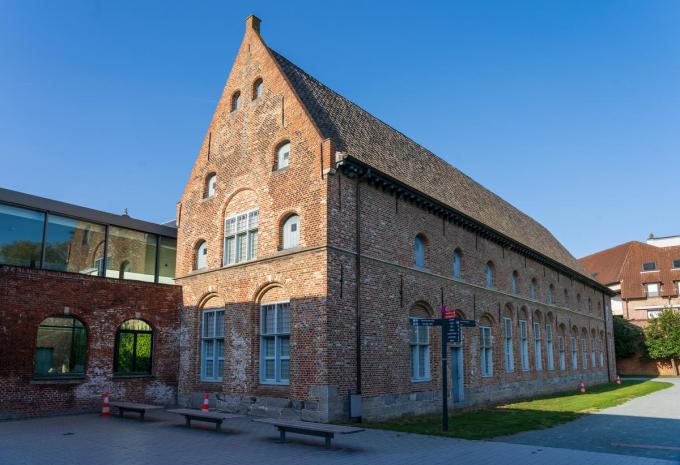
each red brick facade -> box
[0,266,182,419]
[175,17,615,421]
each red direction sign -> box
[440,304,458,320]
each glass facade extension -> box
[0,201,176,284]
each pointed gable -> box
[271,49,590,278]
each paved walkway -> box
[1,407,676,465]
[498,378,680,462]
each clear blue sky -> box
[1,0,678,258]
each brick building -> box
[0,188,182,419]
[175,16,615,422]
[580,234,680,375]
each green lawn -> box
[362,380,672,440]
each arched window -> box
[502,313,514,373]
[564,288,568,305]
[119,260,130,279]
[547,284,555,304]
[530,278,538,299]
[410,306,432,382]
[452,248,462,278]
[588,297,592,312]
[545,321,555,370]
[485,261,494,288]
[511,270,519,294]
[201,308,225,382]
[519,315,529,372]
[205,173,217,198]
[558,325,566,371]
[196,241,208,270]
[577,293,582,308]
[533,317,543,372]
[479,317,493,377]
[114,319,153,375]
[276,141,290,170]
[281,215,300,250]
[253,78,263,100]
[231,91,241,112]
[414,235,426,268]
[34,316,87,378]
[260,301,290,384]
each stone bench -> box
[109,402,164,421]
[166,409,243,432]
[253,418,364,449]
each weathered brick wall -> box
[0,266,182,419]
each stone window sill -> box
[31,377,85,385]
[112,374,155,380]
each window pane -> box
[0,204,45,268]
[280,359,290,381]
[120,319,151,331]
[418,347,426,378]
[135,333,152,373]
[264,337,275,357]
[265,359,275,380]
[262,305,275,334]
[116,333,135,373]
[280,336,290,357]
[225,237,235,265]
[215,311,224,338]
[203,312,214,338]
[225,218,236,236]
[277,303,290,333]
[106,227,157,282]
[411,346,418,379]
[248,230,258,260]
[42,215,106,275]
[237,234,247,262]
[249,210,259,229]
[34,317,86,377]
[158,236,176,284]
[237,214,248,233]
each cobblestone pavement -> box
[497,378,680,462]
[1,407,677,465]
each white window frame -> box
[410,318,431,382]
[545,324,554,370]
[281,215,300,250]
[581,336,588,369]
[480,325,493,377]
[558,335,566,371]
[196,241,208,270]
[534,322,543,371]
[599,337,605,368]
[571,336,578,369]
[224,209,258,265]
[646,283,660,297]
[260,301,290,385]
[590,336,596,368]
[200,309,224,382]
[519,320,529,372]
[503,317,514,373]
[276,142,290,169]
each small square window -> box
[646,283,660,297]
[673,259,680,269]
[642,262,657,272]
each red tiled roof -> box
[579,242,680,299]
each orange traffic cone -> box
[101,392,111,416]
[579,381,586,394]
[616,375,621,385]
[202,392,209,411]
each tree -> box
[644,307,680,375]
[613,316,643,358]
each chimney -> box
[246,15,261,34]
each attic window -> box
[673,259,680,269]
[642,262,657,272]
[253,79,263,100]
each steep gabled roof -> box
[271,49,591,278]
[579,241,635,285]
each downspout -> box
[602,293,612,383]
[354,171,365,412]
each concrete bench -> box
[166,409,243,432]
[109,402,163,421]
[253,418,364,449]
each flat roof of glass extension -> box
[0,187,176,238]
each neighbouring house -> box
[579,234,680,375]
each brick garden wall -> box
[0,266,182,419]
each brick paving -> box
[0,409,676,465]
[498,378,680,462]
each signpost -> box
[411,305,476,432]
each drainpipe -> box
[353,171,365,420]
[602,293,612,383]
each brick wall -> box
[0,266,182,419]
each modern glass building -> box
[0,188,176,284]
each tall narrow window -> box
[410,319,431,381]
[34,316,87,378]
[201,309,224,382]
[253,78,263,100]
[196,240,208,270]
[480,325,493,377]
[281,215,300,250]
[414,235,426,268]
[511,271,519,294]
[224,210,258,265]
[205,174,217,198]
[530,279,537,299]
[547,285,555,305]
[452,249,462,278]
[599,335,605,368]
[276,141,290,170]
[260,302,290,384]
[519,320,529,371]
[231,91,241,112]
[571,336,578,369]
[503,317,514,373]
[558,335,566,370]
[581,336,588,369]
[114,320,153,375]
[545,324,554,370]
[485,262,494,288]
[590,335,596,368]
[533,322,543,371]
